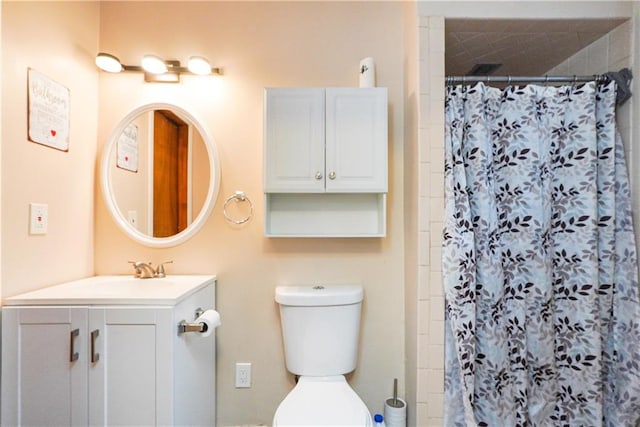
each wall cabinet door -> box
[1,307,89,427]
[264,87,387,193]
[264,88,325,192]
[325,88,387,192]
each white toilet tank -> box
[275,285,363,376]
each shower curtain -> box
[443,81,640,427]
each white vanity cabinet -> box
[264,87,388,237]
[1,275,217,427]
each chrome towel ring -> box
[223,191,253,225]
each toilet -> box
[273,284,373,426]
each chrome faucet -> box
[129,261,156,279]
[128,260,173,279]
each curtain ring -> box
[544,75,549,86]
[507,75,512,85]
[223,191,253,225]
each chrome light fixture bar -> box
[95,52,222,83]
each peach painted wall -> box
[94,2,406,425]
[1,1,99,298]
[402,1,419,426]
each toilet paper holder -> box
[178,308,208,335]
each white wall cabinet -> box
[264,87,388,237]
[1,275,216,427]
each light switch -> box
[29,203,48,235]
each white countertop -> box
[3,275,216,306]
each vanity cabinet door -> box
[1,307,89,427]
[325,88,387,192]
[264,88,325,192]
[88,307,174,426]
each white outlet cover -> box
[127,210,138,227]
[235,362,251,388]
[29,203,48,235]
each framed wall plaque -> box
[27,68,70,152]
[117,123,139,172]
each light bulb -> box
[95,52,123,73]
[141,55,167,74]
[187,56,212,75]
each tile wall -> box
[546,20,637,238]
[416,15,446,427]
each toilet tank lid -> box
[275,285,363,306]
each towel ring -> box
[223,191,253,225]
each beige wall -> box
[94,2,405,425]
[1,1,99,298]
[402,1,419,426]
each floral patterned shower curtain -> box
[443,81,640,426]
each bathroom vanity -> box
[1,275,217,427]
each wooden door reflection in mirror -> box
[153,110,188,237]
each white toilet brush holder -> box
[384,379,406,427]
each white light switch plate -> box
[29,203,48,235]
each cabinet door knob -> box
[315,172,323,180]
[328,171,336,180]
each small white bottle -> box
[374,413,386,427]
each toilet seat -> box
[273,375,373,427]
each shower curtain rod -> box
[445,74,608,85]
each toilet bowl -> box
[273,376,373,426]
[273,285,372,426]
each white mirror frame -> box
[100,102,221,248]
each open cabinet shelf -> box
[264,193,386,238]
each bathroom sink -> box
[3,275,216,306]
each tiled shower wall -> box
[415,13,637,427]
[546,20,637,239]
[416,15,446,427]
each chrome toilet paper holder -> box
[178,308,208,335]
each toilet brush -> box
[386,379,402,408]
[384,378,407,427]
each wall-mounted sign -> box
[27,68,70,152]
[117,123,139,172]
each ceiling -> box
[445,18,628,77]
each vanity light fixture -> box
[141,55,168,74]
[187,56,212,76]
[95,52,123,73]
[95,52,222,83]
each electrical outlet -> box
[235,362,251,388]
[127,210,138,227]
[29,203,48,235]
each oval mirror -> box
[101,103,220,248]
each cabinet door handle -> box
[90,329,100,364]
[328,171,336,180]
[315,172,323,180]
[69,328,80,362]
